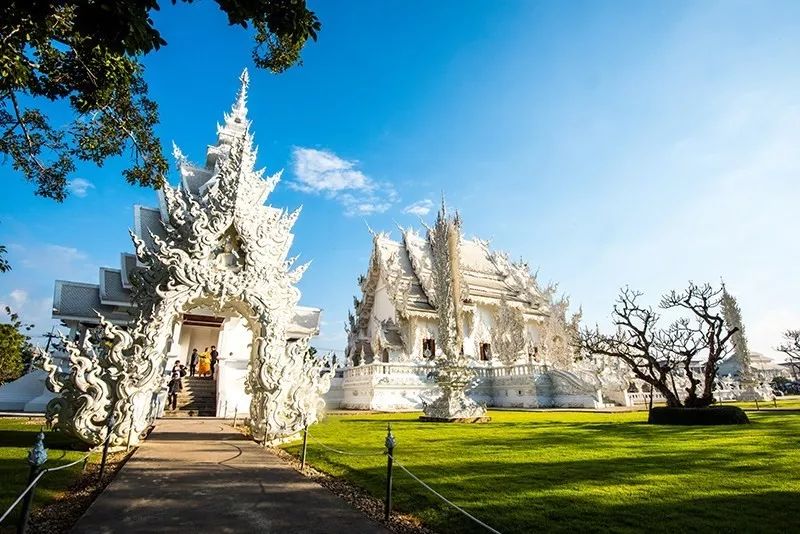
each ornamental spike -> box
[232,68,250,120]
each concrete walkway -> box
[73,419,387,533]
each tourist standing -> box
[210,345,219,379]
[189,348,198,377]
[198,347,211,377]
[167,371,183,411]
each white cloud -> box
[290,147,397,216]
[67,178,95,198]
[9,289,27,306]
[403,199,434,217]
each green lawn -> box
[0,418,93,530]
[284,410,800,533]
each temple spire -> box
[216,68,252,148]
[231,68,250,122]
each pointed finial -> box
[364,219,376,237]
[28,431,48,468]
[385,422,396,450]
[232,68,250,119]
[172,142,187,165]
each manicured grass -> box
[0,418,93,530]
[284,410,800,533]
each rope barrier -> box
[305,432,385,457]
[388,454,502,534]
[301,430,502,533]
[0,433,112,525]
[0,471,47,524]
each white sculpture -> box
[39,70,329,446]
[421,203,487,421]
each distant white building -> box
[718,352,789,381]
[327,213,610,411]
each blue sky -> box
[2,1,799,359]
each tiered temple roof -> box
[357,224,549,326]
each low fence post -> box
[268,410,269,449]
[18,431,48,534]
[126,417,134,452]
[300,420,309,470]
[384,423,396,522]
[99,414,115,482]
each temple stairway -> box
[168,377,216,417]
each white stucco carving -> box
[39,70,329,446]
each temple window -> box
[480,343,492,361]
[381,349,389,363]
[422,338,435,359]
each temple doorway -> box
[167,311,255,418]
[174,314,223,366]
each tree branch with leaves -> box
[0,0,321,201]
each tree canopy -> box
[0,0,321,201]
[0,306,34,384]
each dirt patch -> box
[272,447,434,534]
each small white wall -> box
[215,317,253,417]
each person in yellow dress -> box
[197,347,212,377]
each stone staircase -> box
[167,377,216,417]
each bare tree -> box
[580,282,738,408]
[777,330,800,378]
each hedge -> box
[648,406,750,425]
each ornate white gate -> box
[39,71,330,447]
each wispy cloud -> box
[403,199,434,217]
[1,243,96,338]
[67,178,95,198]
[290,147,397,216]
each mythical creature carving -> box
[491,297,527,365]
[539,285,582,370]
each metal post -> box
[126,417,134,452]
[300,421,309,470]
[99,414,115,481]
[18,431,48,534]
[232,407,238,428]
[384,423,396,522]
[268,410,274,449]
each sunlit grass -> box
[0,418,94,531]
[284,410,800,533]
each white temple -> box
[0,71,330,446]
[325,205,612,411]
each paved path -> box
[73,419,387,533]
